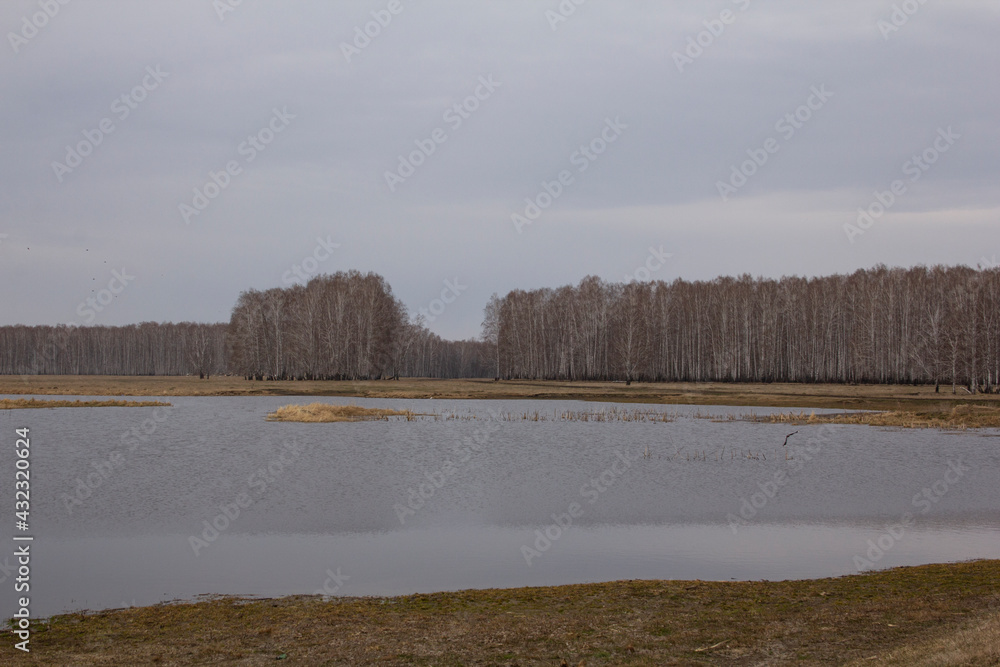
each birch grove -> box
[2,265,996,388]
[487,265,1000,391]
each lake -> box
[2,395,998,618]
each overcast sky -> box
[1,0,997,340]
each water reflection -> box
[1,395,997,617]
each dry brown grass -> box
[265,402,423,422]
[4,375,1000,412]
[0,398,170,410]
[729,403,1000,429]
[6,376,1000,429]
[495,406,676,423]
[846,609,1000,666]
[5,560,999,665]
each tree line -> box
[482,265,1000,391]
[227,271,490,380]
[0,271,491,380]
[0,322,227,377]
[3,265,997,389]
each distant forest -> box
[2,265,998,390]
[485,265,1000,391]
[0,271,490,380]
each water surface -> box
[1,395,997,617]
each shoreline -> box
[3,375,999,411]
[6,560,999,665]
[5,376,1000,428]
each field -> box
[4,375,1000,414]
[4,560,999,665]
[0,398,169,410]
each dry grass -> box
[726,403,1000,429]
[495,406,676,423]
[0,398,170,410]
[265,402,423,422]
[845,609,1000,666]
[5,560,1000,665]
[6,376,1000,429]
[265,405,677,424]
[4,375,1000,412]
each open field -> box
[0,398,169,410]
[4,560,999,665]
[4,376,1000,414]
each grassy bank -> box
[5,560,999,665]
[4,375,1000,412]
[0,398,170,410]
[5,376,1000,429]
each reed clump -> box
[265,403,425,422]
[497,406,675,423]
[828,404,1000,429]
[0,398,170,409]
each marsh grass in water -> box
[266,404,677,424]
[496,406,676,423]
[701,403,1000,429]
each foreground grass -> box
[4,560,999,665]
[845,610,1000,666]
[266,403,421,422]
[0,398,170,410]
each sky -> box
[1,0,997,341]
